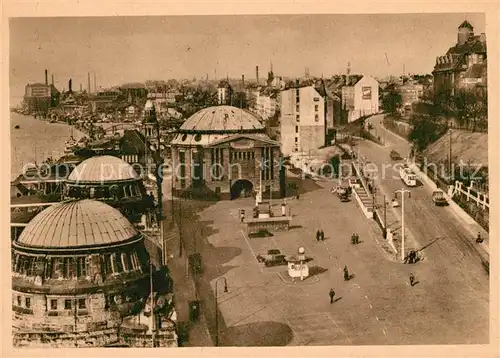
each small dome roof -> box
[67,155,139,183]
[16,199,139,249]
[179,105,264,133]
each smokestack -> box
[256,65,259,84]
[242,74,245,88]
[51,74,54,86]
[69,79,72,93]
[88,73,91,94]
[45,70,48,85]
[80,83,82,93]
[93,72,96,93]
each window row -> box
[230,151,255,161]
[66,184,142,201]
[12,250,145,280]
[49,297,87,311]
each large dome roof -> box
[179,106,264,133]
[67,155,139,183]
[15,199,139,250]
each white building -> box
[255,90,278,121]
[280,85,325,156]
[217,80,233,105]
[341,75,379,122]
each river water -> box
[10,113,85,181]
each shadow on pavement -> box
[333,297,343,303]
[220,321,294,346]
[308,266,328,277]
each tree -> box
[408,114,448,152]
[381,89,403,116]
[450,88,487,132]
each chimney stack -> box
[45,70,48,85]
[51,74,54,86]
[88,73,91,94]
[80,83,82,93]
[256,65,259,85]
[242,74,245,88]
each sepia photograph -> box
[5,5,496,353]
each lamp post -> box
[383,194,387,237]
[394,189,411,262]
[150,263,156,347]
[215,277,228,347]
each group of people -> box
[350,233,360,245]
[404,250,419,264]
[316,230,325,242]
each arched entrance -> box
[230,179,254,200]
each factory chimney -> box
[51,74,54,86]
[93,72,96,93]
[88,73,91,94]
[69,79,72,93]
[45,70,48,85]
[80,83,82,93]
[242,74,245,88]
[256,65,259,85]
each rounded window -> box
[194,134,202,142]
[181,134,188,142]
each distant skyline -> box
[9,13,485,105]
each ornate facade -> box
[11,199,176,347]
[170,105,285,200]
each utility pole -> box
[395,189,411,262]
[383,194,387,237]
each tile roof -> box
[15,199,139,249]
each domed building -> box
[170,105,285,199]
[64,155,154,223]
[11,199,176,347]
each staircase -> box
[352,186,374,218]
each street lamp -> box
[394,189,411,262]
[215,277,228,347]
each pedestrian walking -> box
[343,265,349,281]
[316,230,321,242]
[320,230,325,241]
[355,233,360,244]
[409,273,415,286]
[329,289,336,304]
[351,233,356,245]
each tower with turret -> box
[457,20,474,46]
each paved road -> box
[191,166,489,345]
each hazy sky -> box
[9,13,485,104]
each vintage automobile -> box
[390,150,402,161]
[256,249,287,267]
[432,189,449,206]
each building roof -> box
[15,199,139,250]
[67,155,139,183]
[459,20,474,30]
[178,105,264,133]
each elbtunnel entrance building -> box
[170,105,286,200]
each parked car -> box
[390,150,402,161]
[256,249,287,267]
[432,189,449,206]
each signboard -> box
[362,87,372,100]
[230,139,254,149]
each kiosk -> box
[286,247,309,280]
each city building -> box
[341,75,380,122]
[170,105,285,200]
[432,21,487,96]
[217,80,233,105]
[11,199,177,348]
[398,80,424,116]
[255,88,279,121]
[280,84,326,156]
[23,70,60,114]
